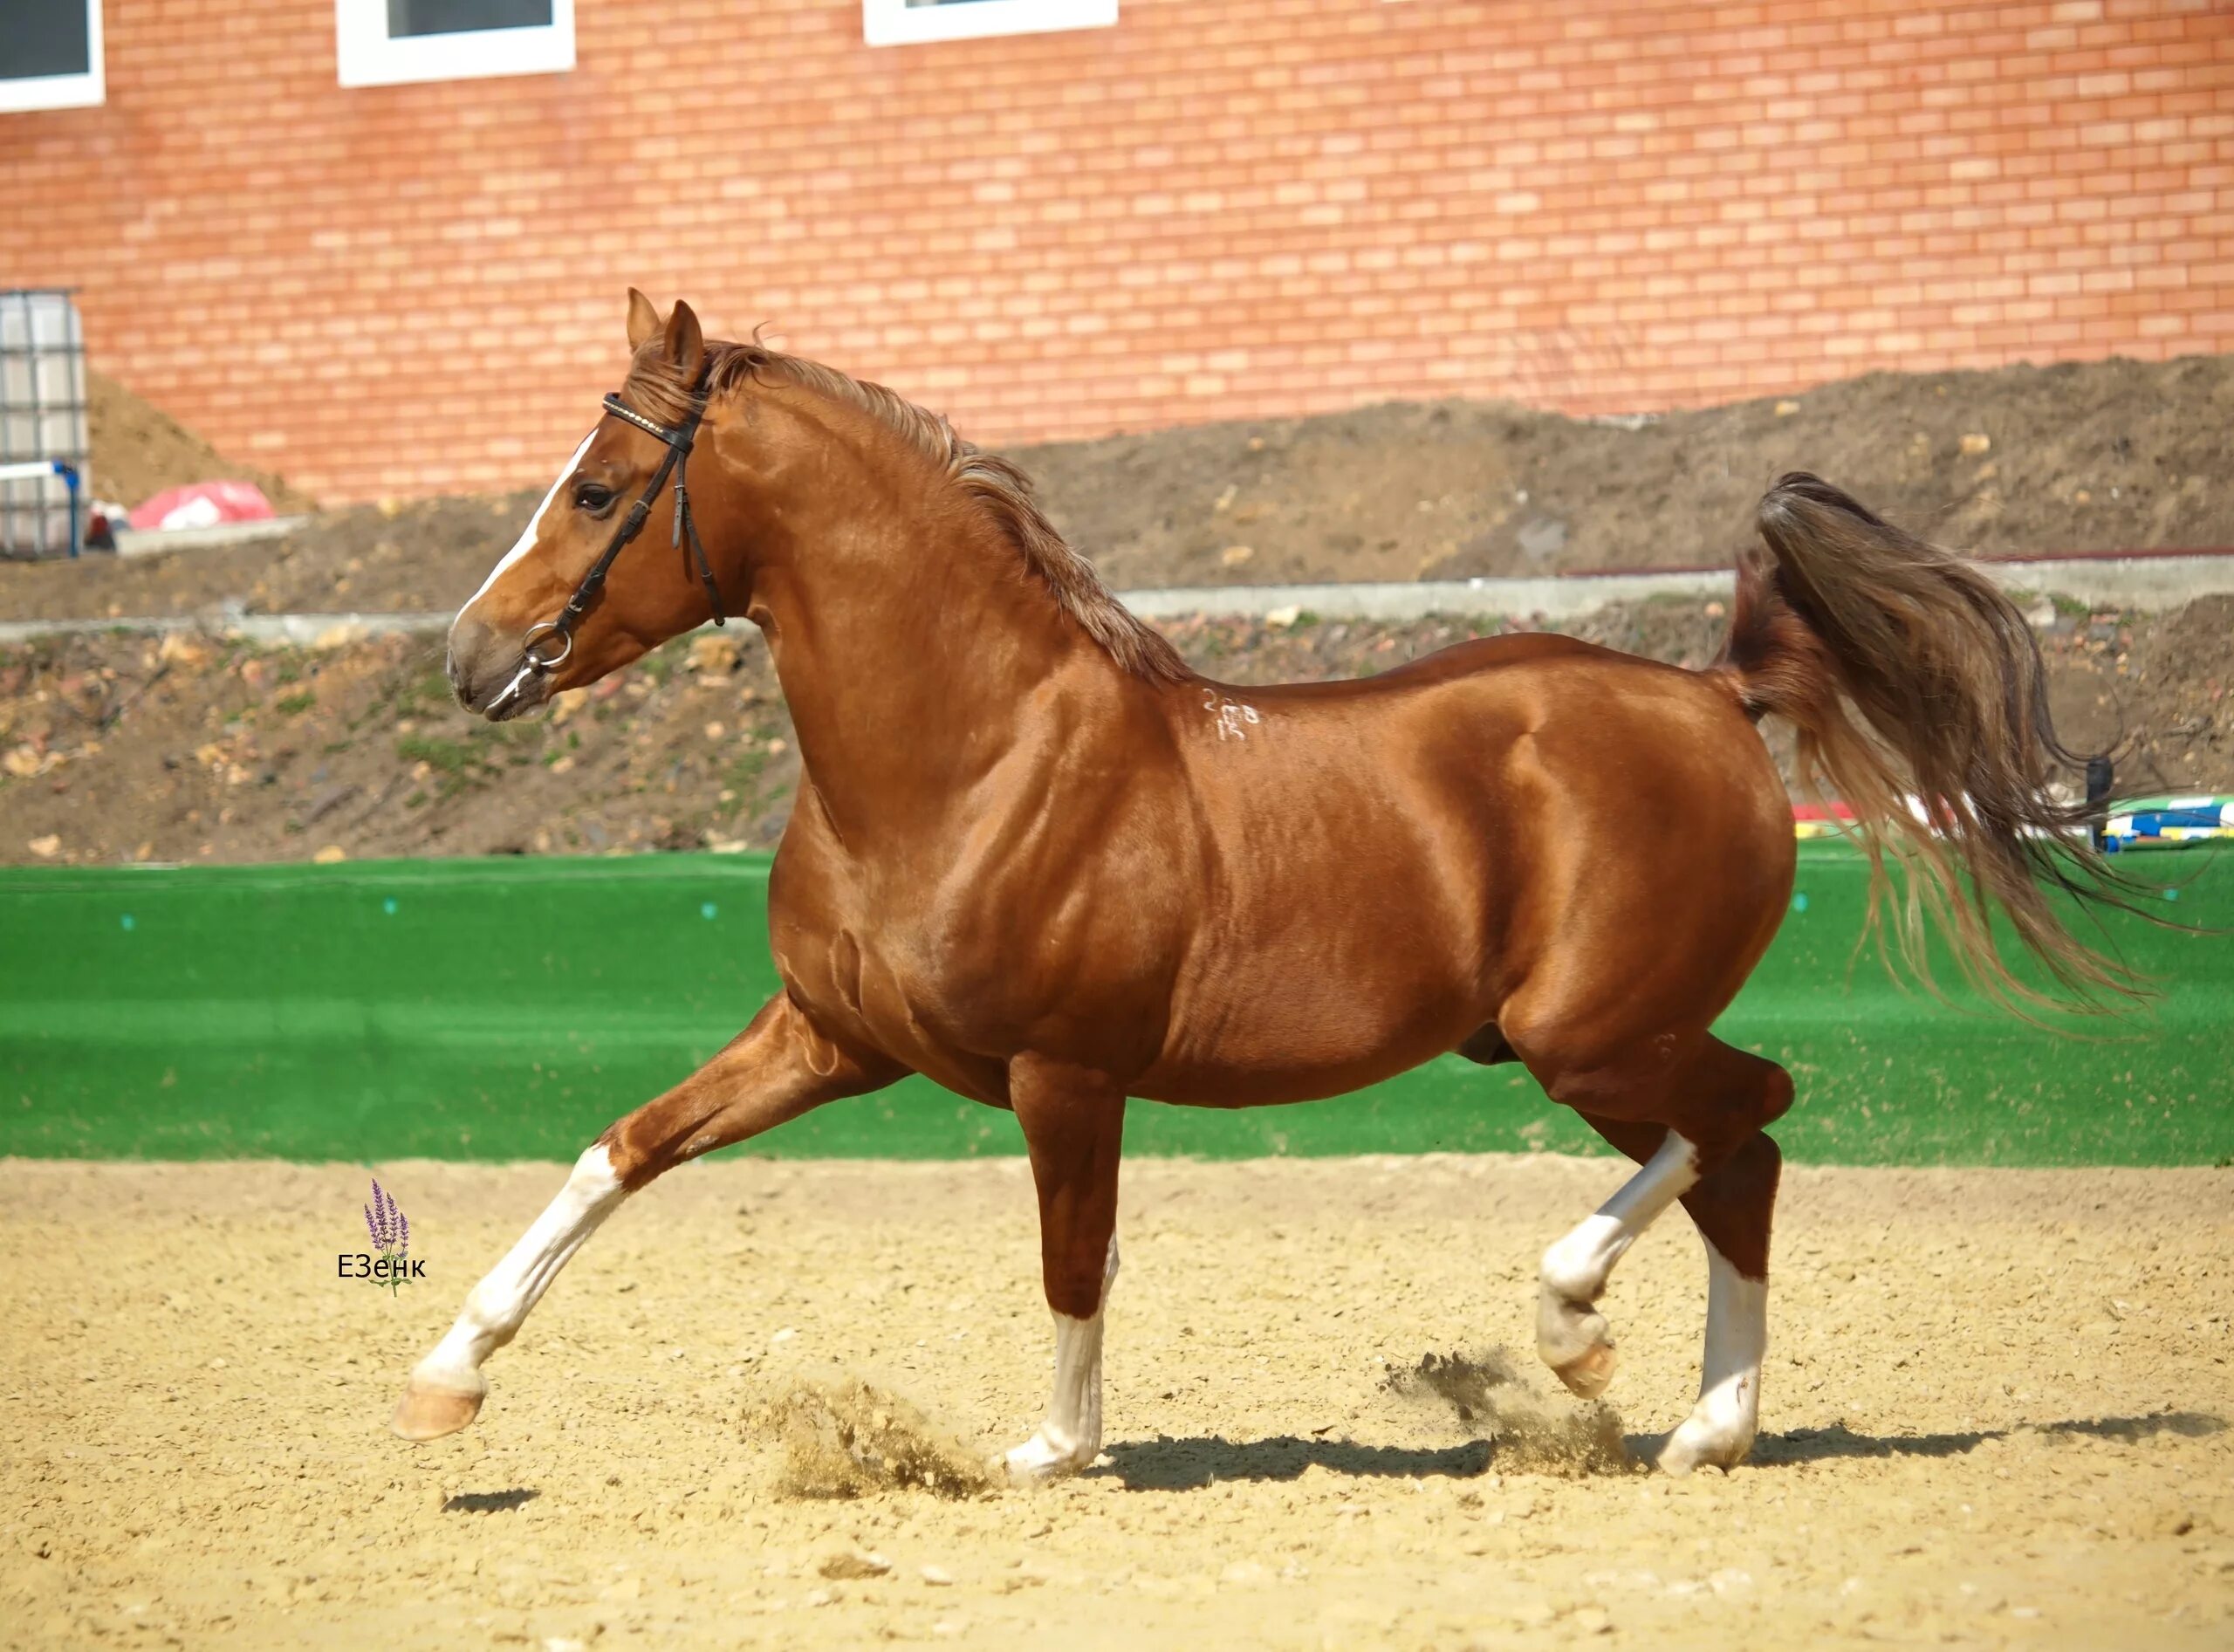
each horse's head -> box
[449,290,729,720]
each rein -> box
[486,369,724,714]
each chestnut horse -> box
[397,292,2131,1477]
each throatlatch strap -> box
[674,474,724,626]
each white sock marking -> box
[1540,1131,1700,1304]
[1537,1131,1701,1374]
[1660,1238,1769,1475]
[408,1143,626,1395]
[1005,1237,1119,1479]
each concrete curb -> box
[110,517,313,559]
[1120,553,2234,621]
[0,610,450,647]
[5,552,2232,648]
[1120,571,1734,623]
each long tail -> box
[1712,471,2147,1012]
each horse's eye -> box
[573,482,615,513]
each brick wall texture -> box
[3,0,2230,505]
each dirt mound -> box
[0,487,537,621]
[86,370,317,516]
[1,594,2227,867]
[1385,1350,1633,1477]
[4,353,2228,621]
[757,1377,998,1500]
[1031,353,2234,591]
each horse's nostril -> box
[446,618,497,709]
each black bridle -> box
[486,371,725,714]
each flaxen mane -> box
[625,339,1189,683]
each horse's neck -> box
[746,521,1136,838]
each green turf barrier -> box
[0,843,2225,1165]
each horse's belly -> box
[1135,909,1492,1107]
[1134,1029,1468,1108]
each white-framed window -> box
[864,0,1116,49]
[336,0,575,89]
[0,0,104,113]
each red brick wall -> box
[3,0,2229,505]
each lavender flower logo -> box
[342,1178,424,1293]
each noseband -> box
[486,370,725,714]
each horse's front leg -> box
[1001,1056,1126,1482]
[390,992,893,1441]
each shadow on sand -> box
[1739,1409,2226,1465]
[442,1488,541,1513]
[1102,1411,2224,1490]
[1100,1435,1493,1491]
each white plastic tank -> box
[0,289,89,559]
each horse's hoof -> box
[999,1429,1093,1484]
[1538,1287,1618,1397]
[1655,1408,1755,1477]
[1550,1340,1618,1400]
[390,1380,484,1441]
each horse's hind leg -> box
[1552,1038,1792,1474]
[1661,1130,1780,1475]
[390,993,893,1441]
[1521,1031,1790,1416]
[1580,1114,1783,1474]
[1533,1125,1702,1397]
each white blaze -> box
[461,431,595,613]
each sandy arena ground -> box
[2,1155,2229,1650]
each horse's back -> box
[1193,628,1600,709]
[1188,629,1783,833]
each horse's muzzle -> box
[445,615,547,721]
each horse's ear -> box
[664,299,705,380]
[626,287,661,351]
